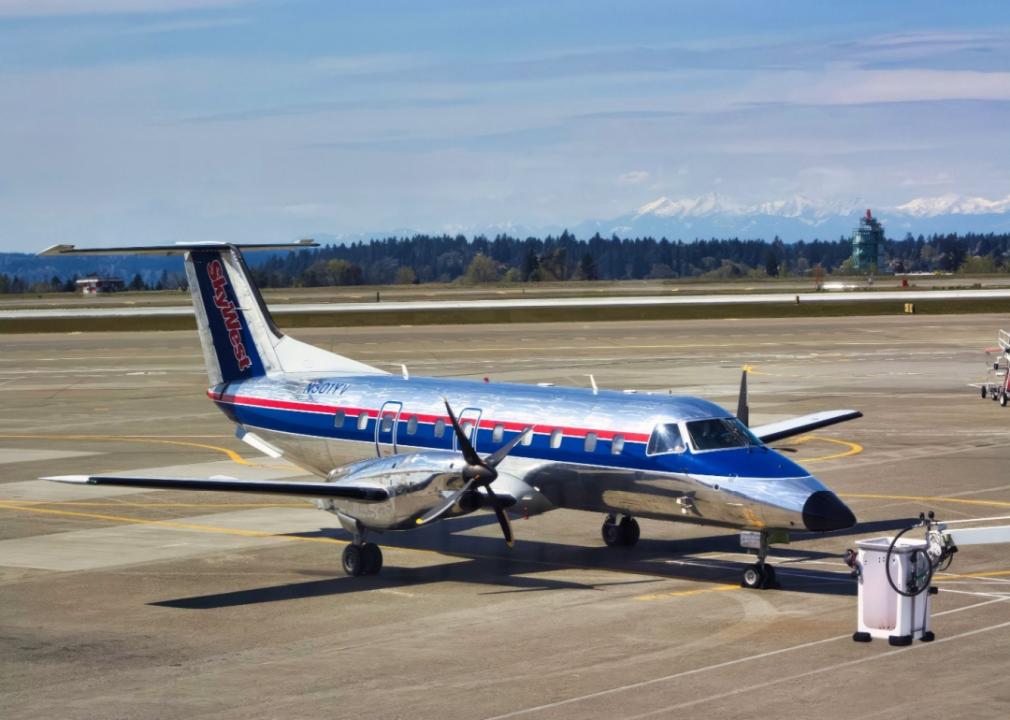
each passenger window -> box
[492,424,504,443]
[521,428,534,446]
[462,421,474,438]
[549,429,563,449]
[381,415,394,432]
[334,410,345,428]
[434,419,445,438]
[357,413,369,431]
[584,432,597,453]
[406,416,418,435]
[611,434,625,455]
[647,423,686,455]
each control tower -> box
[851,209,886,273]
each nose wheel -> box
[740,530,778,589]
[602,514,640,547]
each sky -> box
[2,0,1010,250]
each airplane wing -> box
[44,475,388,501]
[751,410,862,444]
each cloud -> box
[617,170,650,186]
[0,0,246,16]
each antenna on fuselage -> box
[586,374,598,395]
[737,367,750,427]
[401,364,410,380]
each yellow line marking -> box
[635,583,739,601]
[0,433,257,466]
[786,435,864,463]
[0,500,303,508]
[0,500,348,545]
[841,493,1010,510]
[0,500,735,592]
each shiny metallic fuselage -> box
[212,372,836,533]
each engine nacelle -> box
[315,451,547,531]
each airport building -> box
[851,209,887,273]
[75,276,125,294]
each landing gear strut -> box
[740,530,777,590]
[341,522,383,576]
[602,514,640,547]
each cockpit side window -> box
[686,417,761,451]
[646,423,686,456]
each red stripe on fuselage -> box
[207,389,650,442]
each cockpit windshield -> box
[646,423,686,455]
[686,417,762,451]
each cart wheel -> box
[1001,392,1008,407]
[981,386,987,399]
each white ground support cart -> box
[850,512,1010,645]
[976,329,1010,405]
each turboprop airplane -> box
[40,241,860,589]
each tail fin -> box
[39,242,385,385]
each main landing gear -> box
[602,514,640,547]
[341,521,383,576]
[342,542,383,576]
[740,530,777,590]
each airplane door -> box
[454,407,482,453]
[375,401,402,457]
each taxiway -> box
[3,314,1010,719]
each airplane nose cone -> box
[802,490,856,531]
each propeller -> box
[416,399,531,546]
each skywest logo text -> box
[207,259,252,372]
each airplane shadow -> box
[147,514,920,608]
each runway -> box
[3,314,1010,719]
[3,287,1010,319]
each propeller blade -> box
[484,427,532,468]
[443,399,482,467]
[416,477,480,526]
[485,490,514,547]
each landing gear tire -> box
[361,542,383,575]
[741,563,765,589]
[342,544,364,576]
[602,517,622,546]
[618,516,640,546]
[602,516,640,547]
[343,543,383,576]
[981,386,987,399]
[1000,391,1008,407]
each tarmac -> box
[3,314,1010,719]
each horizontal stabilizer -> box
[44,475,388,502]
[752,410,862,444]
[38,240,317,257]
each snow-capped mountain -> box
[894,193,1010,217]
[571,192,1010,241]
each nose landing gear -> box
[740,530,779,589]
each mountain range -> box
[568,192,1010,242]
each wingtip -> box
[41,475,91,484]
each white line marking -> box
[481,597,1009,720]
[624,616,1010,719]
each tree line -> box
[2,230,1010,293]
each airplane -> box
[40,241,860,589]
